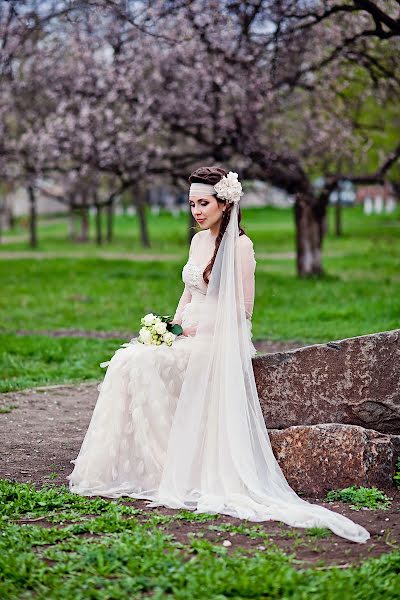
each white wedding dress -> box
[68,228,370,544]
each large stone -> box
[253,329,400,434]
[268,423,399,495]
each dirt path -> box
[1,381,398,568]
[0,251,181,261]
[0,250,345,261]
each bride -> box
[68,166,370,544]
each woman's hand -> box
[182,324,197,337]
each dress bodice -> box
[173,230,257,334]
[181,256,208,297]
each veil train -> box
[146,201,370,544]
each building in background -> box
[356,182,396,215]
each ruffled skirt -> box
[68,334,195,497]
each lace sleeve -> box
[238,235,256,320]
[173,234,198,324]
[173,286,192,324]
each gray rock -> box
[254,329,400,434]
[268,423,398,495]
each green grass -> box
[325,486,393,510]
[393,457,400,489]
[2,255,398,337]
[0,334,123,393]
[0,404,17,413]
[0,204,399,391]
[1,480,400,599]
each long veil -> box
[147,202,370,544]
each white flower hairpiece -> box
[214,171,244,204]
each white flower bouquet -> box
[138,313,183,347]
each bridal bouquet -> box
[138,313,183,347]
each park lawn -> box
[0,204,399,391]
[1,249,398,340]
[0,335,123,393]
[0,480,399,600]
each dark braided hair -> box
[188,166,245,285]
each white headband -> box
[189,173,244,204]
[189,183,216,197]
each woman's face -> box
[189,195,225,230]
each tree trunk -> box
[95,204,102,245]
[134,184,150,248]
[27,185,37,248]
[68,208,74,240]
[294,193,324,277]
[106,201,114,243]
[80,201,89,242]
[335,195,342,236]
[8,208,15,230]
[68,205,78,241]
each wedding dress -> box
[68,224,370,544]
[67,230,255,496]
